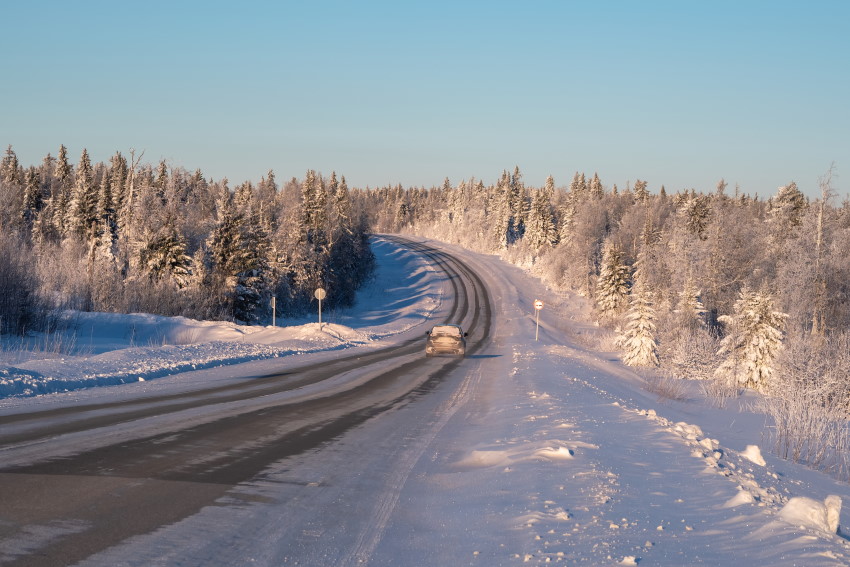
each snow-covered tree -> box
[633,179,649,203]
[589,172,604,200]
[770,181,807,230]
[138,225,193,289]
[557,195,577,245]
[508,166,526,242]
[595,242,630,322]
[22,167,43,227]
[715,288,787,391]
[491,171,513,249]
[681,193,711,240]
[569,171,588,201]
[55,144,72,189]
[675,277,706,330]
[618,254,659,367]
[1,145,21,185]
[525,187,556,249]
[69,149,97,239]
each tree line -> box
[0,145,374,333]
[3,145,849,475]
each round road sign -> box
[534,299,544,310]
[315,288,327,300]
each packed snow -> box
[2,236,850,565]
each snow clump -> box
[740,444,766,466]
[778,495,842,534]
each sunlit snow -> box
[2,236,849,566]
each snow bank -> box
[0,323,372,398]
[778,495,842,533]
[0,236,444,400]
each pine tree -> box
[69,149,97,239]
[770,181,807,229]
[1,145,21,185]
[96,170,116,234]
[22,167,43,227]
[525,188,555,249]
[557,194,577,245]
[301,169,328,248]
[589,172,604,200]
[596,242,631,322]
[139,225,193,288]
[633,179,649,203]
[508,166,526,242]
[491,171,513,249]
[569,171,588,201]
[715,288,787,391]
[681,193,711,240]
[56,144,71,182]
[618,253,659,367]
[232,219,273,324]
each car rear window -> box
[431,325,462,336]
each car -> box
[425,324,468,357]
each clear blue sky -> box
[2,0,848,198]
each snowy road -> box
[2,236,850,566]
[0,238,491,566]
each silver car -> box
[425,324,467,357]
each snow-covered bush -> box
[759,332,850,480]
[643,373,688,402]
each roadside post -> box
[315,288,327,326]
[534,299,544,341]
[271,296,276,327]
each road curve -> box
[0,237,494,567]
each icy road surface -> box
[2,236,850,566]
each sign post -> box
[271,296,276,327]
[533,299,544,341]
[315,288,327,325]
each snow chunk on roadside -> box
[741,445,766,466]
[723,490,756,508]
[534,446,574,460]
[778,495,842,534]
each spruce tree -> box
[139,225,193,289]
[22,167,43,227]
[633,180,649,203]
[69,149,97,239]
[715,288,787,391]
[525,188,555,249]
[589,172,604,200]
[491,171,513,249]
[569,171,588,201]
[596,242,630,322]
[1,145,21,185]
[618,253,659,367]
[55,144,72,193]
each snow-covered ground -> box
[3,236,850,565]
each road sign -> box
[315,288,326,325]
[534,299,543,341]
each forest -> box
[0,145,374,332]
[2,146,850,476]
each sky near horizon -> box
[2,1,848,198]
